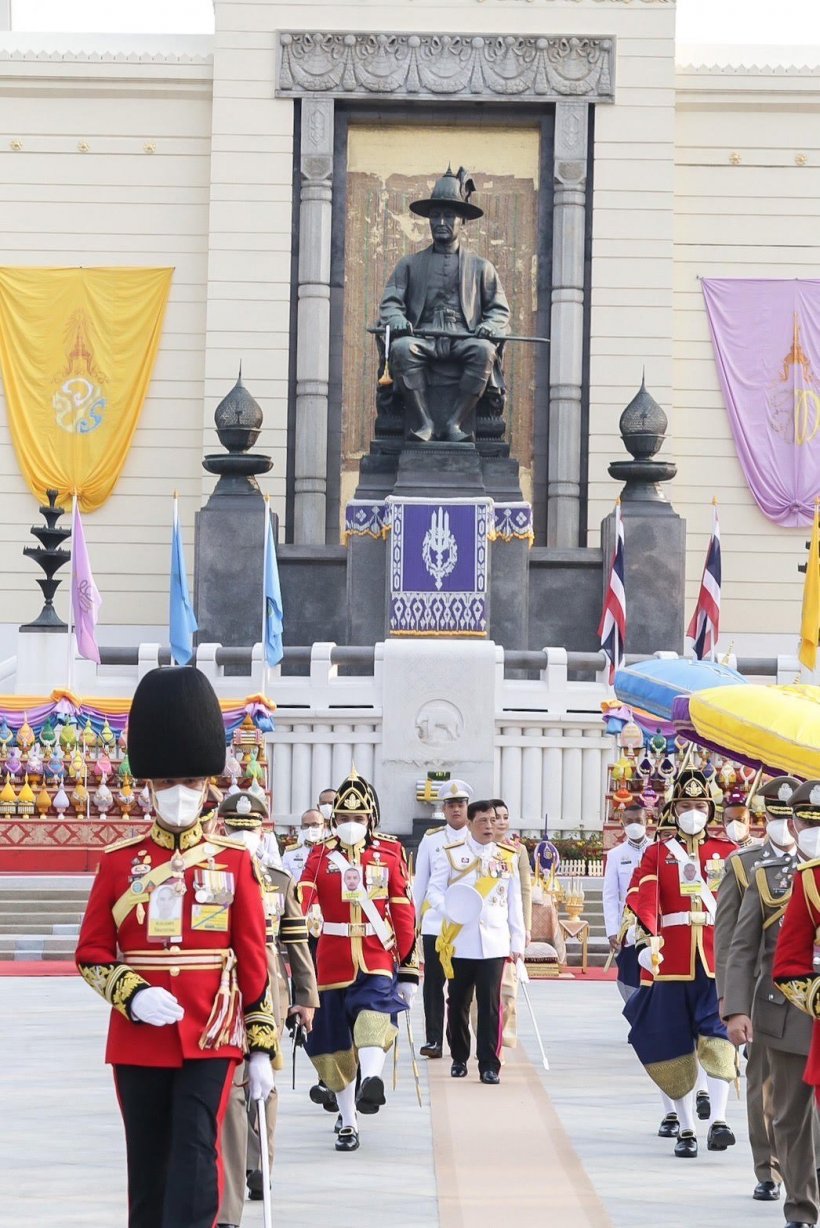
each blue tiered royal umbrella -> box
[613,657,747,723]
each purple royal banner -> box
[388,499,490,636]
[702,278,820,526]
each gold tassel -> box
[436,924,458,980]
[199,951,245,1050]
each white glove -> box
[130,986,184,1027]
[516,957,530,983]
[248,1051,275,1101]
[625,924,637,947]
[396,981,418,1008]
[637,947,663,974]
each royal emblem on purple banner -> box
[388,498,490,636]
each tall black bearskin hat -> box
[128,667,227,780]
[333,765,381,829]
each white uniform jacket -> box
[602,837,648,938]
[414,823,467,937]
[427,834,526,960]
[281,840,314,881]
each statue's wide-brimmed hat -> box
[410,166,483,221]
[128,667,226,780]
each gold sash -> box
[112,841,222,928]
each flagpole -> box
[262,495,270,698]
[710,496,718,662]
[66,492,77,693]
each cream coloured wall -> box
[0,46,213,653]
[673,63,820,654]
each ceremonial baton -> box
[367,325,550,346]
[404,1012,424,1108]
[255,1096,274,1228]
[517,958,550,1071]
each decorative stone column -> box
[548,100,589,547]
[293,97,334,544]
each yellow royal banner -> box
[0,266,172,512]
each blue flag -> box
[170,501,198,665]
[263,507,284,667]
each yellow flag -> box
[799,500,820,671]
[0,266,172,512]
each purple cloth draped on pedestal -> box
[702,278,820,526]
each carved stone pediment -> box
[276,32,614,103]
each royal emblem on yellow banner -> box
[0,267,172,511]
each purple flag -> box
[702,278,820,526]
[71,498,101,664]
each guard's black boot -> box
[657,1113,679,1138]
[401,387,434,442]
[706,1121,736,1151]
[674,1130,698,1158]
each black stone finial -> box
[608,376,676,502]
[203,369,272,497]
[20,489,71,632]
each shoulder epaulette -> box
[797,857,820,871]
[282,837,299,849]
[425,826,445,837]
[377,832,399,842]
[443,840,466,851]
[210,834,245,850]
[497,840,518,854]
[104,832,145,853]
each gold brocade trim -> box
[731,855,749,892]
[353,1009,399,1052]
[697,1035,737,1082]
[776,975,820,1016]
[78,962,148,1018]
[644,1051,698,1099]
[246,1023,280,1062]
[755,864,793,910]
[310,1048,359,1092]
[150,820,203,851]
[802,868,820,916]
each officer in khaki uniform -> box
[714,782,783,1199]
[724,776,817,1228]
[216,792,319,1228]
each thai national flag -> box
[687,502,721,660]
[598,503,626,684]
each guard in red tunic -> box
[773,779,820,1098]
[299,768,418,1152]
[76,667,279,1228]
[624,768,738,1158]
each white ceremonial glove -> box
[130,986,185,1027]
[625,925,637,948]
[248,1051,275,1101]
[637,947,663,975]
[516,957,530,983]
[396,981,418,1008]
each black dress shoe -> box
[356,1075,386,1115]
[657,1113,679,1138]
[696,1090,711,1120]
[451,1061,468,1078]
[752,1181,780,1201]
[674,1131,698,1158]
[480,1069,500,1085]
[707,1121,736,1151]
[334,1113,343,1134]
[335,1126,360,1152]
[420,1042,443,1059]
[309,1081,339,1112]
[246,1168,263,1200]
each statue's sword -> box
[368,325,549,345]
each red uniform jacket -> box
[299,833,418,991]
[773,860,820,1085]
[626,833,736,983]
[75,820,277,1067]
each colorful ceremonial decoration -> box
[0,690,275,870]
[0,266,172,512]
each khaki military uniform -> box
[218,865,319,1226]
[715,841,778,1188]
[723,851,818,1224]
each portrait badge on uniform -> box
[147,882,184,941]
[341,865,364,902]
[705,855,725,893]
[365,863,388,898]
[678,855,705,897]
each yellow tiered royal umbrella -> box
[688,684,820,781]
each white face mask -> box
[624,823,646,842]
[152,782,204,830]
[238,829,262,857]
[677,809,708,836]
[724,819,749,843]
[766,818,795,850]
[335,820,368,847]
[303,825,324,844]
[797,827,820,860]
[319,803,333,821]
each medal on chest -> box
[191,861,235,933]
[705,854,725,893]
